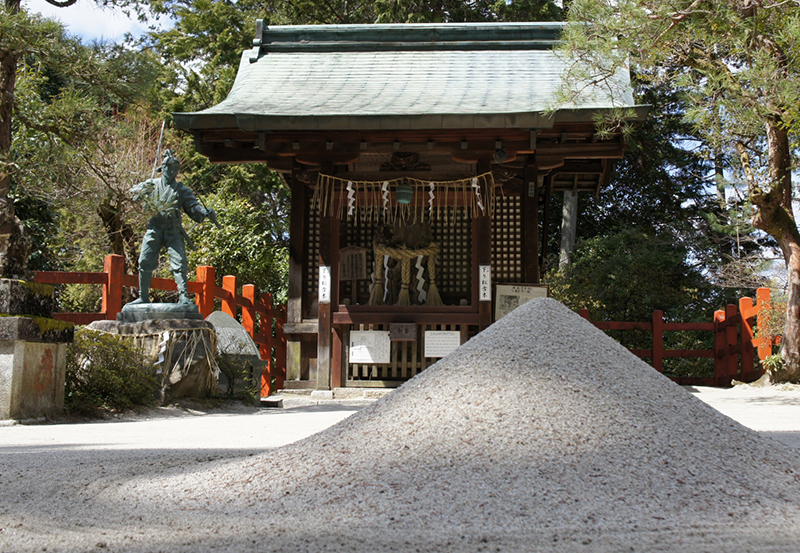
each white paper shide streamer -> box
[415,255,427,302]
[428,181,435,218]
[472,177,485,213]
[346,180,356,217]
[382,181,390,214]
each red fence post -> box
[222,275,237,318]
[579,309,590,321]
[652,310,664,373]
[756,288,773,362]
[714,309,726,384]
[259,292,274,397]
[725,304,739,383]
[739,296,755,380]
[195,265,216,318]
[101,254,125,321]
[275,305,287,390]
[241,284,256,338]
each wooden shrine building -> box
[174,22,646,392]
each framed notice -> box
[340,246,368,281]
[494,283,549,321]
[424,330,461,358]
[349,331,391,364]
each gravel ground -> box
[3,298,800,552]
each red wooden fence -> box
[34,254,287,396]
[579,288,779,387]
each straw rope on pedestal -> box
[368,243,441,306]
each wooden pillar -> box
[559,189,578,269]
[317,181,340,391]
[102,254,124,320]
[195,265,216,318]
[286,168,306,381]
[522,166,540,284]
[540,175,552,280]
[477,160,492,330]
[714,309,726,385]
[222,275,237,318]
[725,304,738,383]
[259,292,275,395]
[739,296,755,379]
[756,288,773,361]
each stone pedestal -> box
[88,319,217,403]
[118,302,203,323]
[0,280,74,420]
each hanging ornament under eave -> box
[396,184,413,205]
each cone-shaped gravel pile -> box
[6,299,800,552]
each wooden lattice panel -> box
[344,215,378,304]
[491,195,522,283]
[431,208,472,298]
[305,208,320,310]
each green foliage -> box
[65,327,158,415]
[763,353,784,374]
[548,230,711,323]
[188,178,290,303]
[547,230,723,378]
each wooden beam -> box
[540,175,552,280]
[476,160,493,330]
[286,166,307,381]
[523,165,540,284]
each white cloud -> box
[22,0,161,42]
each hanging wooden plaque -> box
[389,323,417,342]
[340,246,368,281]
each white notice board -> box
[494,283,549,321]
[424,330,461,358]
[349,331,391,364]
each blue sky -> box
[24,0,160,42]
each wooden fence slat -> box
[740,297,755,379]
[101,254,124,321]
[725,304,739,381]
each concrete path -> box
[687,383,800,451]
[0,384,797,454]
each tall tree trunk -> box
[749,119,800,382]
[0,0,31,278]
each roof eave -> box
[173,106,650,134]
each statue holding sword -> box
[129,148,219,305]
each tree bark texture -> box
[0,34,31,279]
[750,120,800,382]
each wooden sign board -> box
[340,246,368,281]
[494,283,549,321]
[349,330,391,364]
[424,330,461,358]
[389,323,417,342]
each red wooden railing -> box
[579,288,780,387]
[34,254,287,396]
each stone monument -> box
[0,279,74,420]
[206,310,265,401]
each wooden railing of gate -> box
[33,254,287,396]
[579,288,780,387]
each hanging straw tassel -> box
[368,256,385,305]
[426,253,443,306]
[397,257,412,306]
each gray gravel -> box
[3,298,800,552]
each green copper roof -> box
[174,22,642,133]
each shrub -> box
[65,328,158,415]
